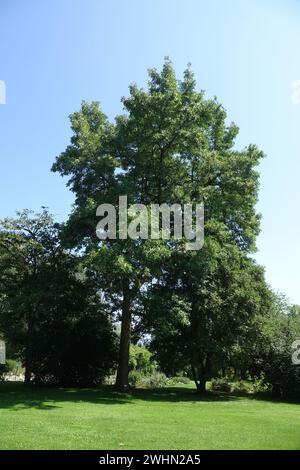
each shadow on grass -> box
[0,382,298,411]
[0,382,131,411]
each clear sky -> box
[0,0,299,303]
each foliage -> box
[128,344,164,388]
[210,378,232,393]
[144,246,271,392]
[136,371,168,389]
[247,295,300,397]
[0,359,24,381]
[129,344,156,375]
[128,370,144,388]
[0,209,117,386]
[31,306,117,387]
[0,61,284,396]
[52,59,265,391]
[167,375,192,385]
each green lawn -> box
[0,382,299,450]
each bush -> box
[128,345,166,389]
[128,370,144,388]
[210,378,232,393]
[104,374,117,386]
[168,375,191,385]
[0,359,23,380]
[129,345,156,375]
[251,375,271,394]
[211,379,267,395]
[230,380,253,394]
[138,371,168,389]
[251,348,300,398]
[129,369,168,389]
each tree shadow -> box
[0,382,132,411]
[131,386,243,403]
[0,382,299,411]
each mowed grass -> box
[0,382,299,450]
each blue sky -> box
[0,0,299,302]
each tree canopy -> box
[52,59,265,391]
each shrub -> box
[251,348,300,398]
[128,345,165,389]
[230,380,253,394]
[104,374,117,386]
[210,378,232,393]
[0,359,23,380]
[128,370,144,388]
[168,375,191,385]
[252,375,271,394]
[138,371,168,389]
[129,345,156,375]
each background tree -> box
[0,209,61,384]
[247,293,300,397]
[141,243,271,392]
[0,209,117,386]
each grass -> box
[0,382,299,450]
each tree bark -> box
[191,364,207,395]
[115,283,132,391]
[196,378,207,394]
[24,324,32,385]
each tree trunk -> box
[191,364,207,395]
[196,378,207,394]
[24,365,31,385]
[24,326,32,385]
[115,283,132,391]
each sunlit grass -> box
[0,382,299,450]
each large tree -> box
[52,59,265,391]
